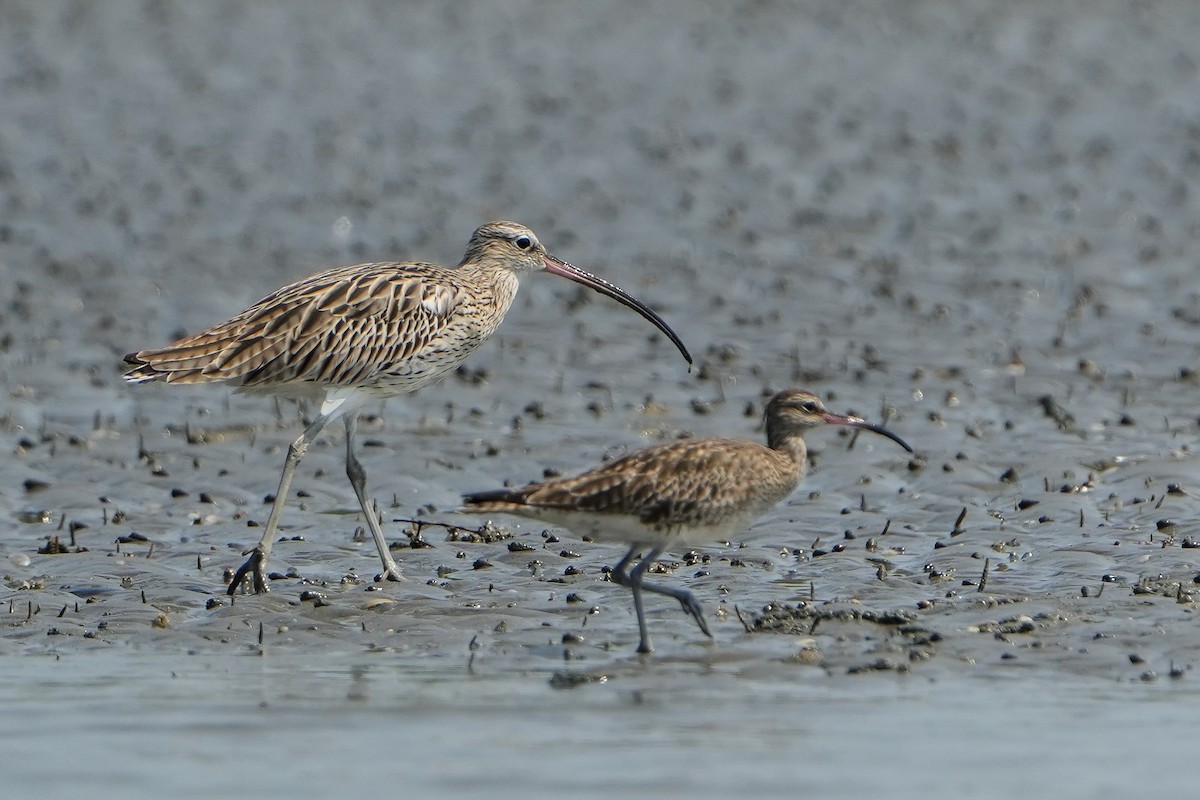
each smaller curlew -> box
[125,221,692,595]
[462,389,912,654]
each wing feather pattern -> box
[123,263,469,389]
[464,439,799,530]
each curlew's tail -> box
[123,352,166,384]
[121,341,233,385]
[461,486,536,511]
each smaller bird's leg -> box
[613,545,712,644]
[610,546,638,585]
[229,409,336,595]
[610,545,661,654]
[344,414,405,583]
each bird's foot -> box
[228,547,270,595]
[636,577,712,639]
[374,565,406,583]
[675,590,712,638]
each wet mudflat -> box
[3,1,1200,797]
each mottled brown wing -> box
[124,262,467,387]
[511,438,793,527]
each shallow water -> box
[4,650,1196,798]
[3,0,1200,797]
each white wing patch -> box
[320,388,357,417]
[421,285,463,317]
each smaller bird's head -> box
[461,220,694,366]
[765,389,913,453]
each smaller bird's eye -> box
[799,401,819,414]
[514,235,533,250]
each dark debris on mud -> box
[750,601,919,634]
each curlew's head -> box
[460,221,693,366]
[460,221,552,273]
[765,389,913,454]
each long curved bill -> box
[543,253,693,367]
[825,413,914,453]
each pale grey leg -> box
[344,413,404,582]
[611,546,655,653]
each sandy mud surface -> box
[2,1,1199,797]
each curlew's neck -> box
[767,429,809,472]
[457,263,521,328]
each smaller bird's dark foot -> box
[637,576,712,639]
[227,548,270,595]
[675,591,712,638]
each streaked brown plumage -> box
[125,221,693,595]
[124,263,489,394]
[463,389,912,654]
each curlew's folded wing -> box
[123,263,468,388]
[464,438,797,529]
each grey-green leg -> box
[344,414,404,583]
[228,409,336,595]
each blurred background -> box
[5,1,1197,421]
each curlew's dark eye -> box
[514,235,533,251]
[799,401,819,414]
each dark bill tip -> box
[826,413,914,453]
[543,255,693,366]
